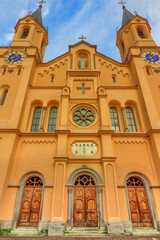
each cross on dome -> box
[79,35,87,41]
[118,0,126,9]
[38,0,46,8]
[133,10,138,15]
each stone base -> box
[106,221,124,235]
[38,221,50,231]
[123,221,132,234]
[0,220,13,229]
[157,221,160,231]
[48,221,65,236]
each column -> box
[97,185,104,228]
[121,107,129,132]
[39,106,47,132]
[98,88,111,130]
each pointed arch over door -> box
[127,177,152,227]
[19,176,43,226]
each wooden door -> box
[19,177,43,227]
[127,177,152,227]
[73,175,97,227]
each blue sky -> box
[1,0,160,63]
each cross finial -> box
[118,0,126,9]
[79,35,87,41]
[133,10,138,15]
[38,0,46,8]
[28,11,32,15]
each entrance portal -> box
[73,175,98,227]
[18,176,43,226]
[127,177,152,227]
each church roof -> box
[31,6,43,26]
[122,7,134,27]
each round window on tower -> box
[72,106,95,127]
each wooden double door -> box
[19,177,43,227]
[127,177,152,227]
[73,175,98,227]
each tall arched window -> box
[110,107,120,131]
[126,107,137,132]
[0,90,8,106]
[21,29,29,39]
[31,107,42,132]
[48,107,57,132]
[137,28,146,39]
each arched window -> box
[122,41,125,53]
[137,28,146,39]
[21,28,29,39]
[146,67,152,75]
[2,68,6,75]
[110,107,120,131]
[126,107,137,132]
[31,107,42,132]
[17,68,22,76]
[48,107,57,132]
[112,76,116,83]
[0,90,8,105]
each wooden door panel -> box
[19,187,34,225]
[136,187,152,226]
[128,187,140,226]
[85,188,97,227]
[74,187,85,226]
[29,188,42,226]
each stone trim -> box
[67,166,104,229]
[125,173,158,231]
[12,173,45,230]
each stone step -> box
[65,229,107,237]
[11,227,39,235]
[133,227,160,236]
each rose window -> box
[73,107,95,127]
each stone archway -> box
[66,166,104,229]
[13,173,45,230]
[125,173,158,230]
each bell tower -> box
[116,2,156,63]
[10,4,48,62]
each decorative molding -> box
[113,140,146,144]
[22,140,55,144]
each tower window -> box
[48,107,57,132]
[17,68,21,75]
[137,28,146,39]
[51,76,54,83]
[126,107,137,132]
[146,67,152,75]
[110,107,120,131]
[0,90,8,106]
[2,68,6,75]
[122,41,125,53]
[31,107,42,132]
[112,76,116,83]
[21,29,29,39]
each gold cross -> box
[38,0,46,8]
[79,35,87,41]
[118,0,126,9]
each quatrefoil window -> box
[73,107,95,127]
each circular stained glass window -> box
[73,107,95,127]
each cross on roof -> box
[38,0,46,8]
[118,0,126,9]
[133,10,138,15]
[79,35,87,41]
[28,11,32,15]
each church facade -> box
[0,4,160,236]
